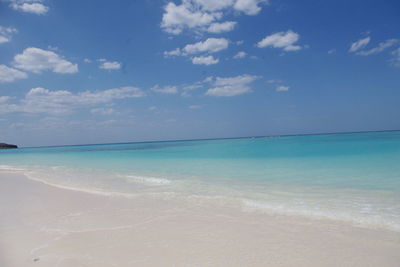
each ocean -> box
[1,131,400,231]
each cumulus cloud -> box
[165,38,228,57]
[164,38,228,65]
[257,30,302,51]
[349,37,370,53]
[192,0,235,11]
[161,0,267,35]
[10,1,49,15]
[0,86,145,115]
[191,55,219,65]
[206,21,236,33]
[161,2,220,34]
[0,64,28,83]
[205,74,258,96]
[233,51,247,59]
[276,85,289,92]
[183,38,229,54]
[164,48,182,57]
[0,26,18,44]
[99,61,121,70]
[13,47,78,74]
[150,85,178,94]
[356,39,398,56]
[234,0,267,15]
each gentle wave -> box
[0,165,25,171]
[241,198,400,232]
[123,175,172,185]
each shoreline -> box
[1,171,400,266]
[4,165,400,233]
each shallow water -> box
[1,131,400,230]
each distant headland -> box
[0,143,18,149]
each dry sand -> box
[1,171,399,267]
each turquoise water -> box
[1,131,400,230]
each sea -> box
[1,131,400,231]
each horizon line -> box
[15,128,400,149]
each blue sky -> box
[0,0,399,147]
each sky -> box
[0,0,399,147]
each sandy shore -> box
[1,171,399,267]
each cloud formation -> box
[150,85,178,94]
[206,21,236,33]
[233,51,247,59]
[0,64,27,83]
[161,0,267,35]
[10,0,49,15]
[276,85,289,92]
[0,86,145,115]
[356,39,398,56]
[390,47,400,67]
[191,55,219,65]
[257,30,302,51]
[349,37,370,52]
[0,26,18,44]
[164,38,228,65]
[13,47,78,74]
[205,74,258,96]
[99,61,121,70]
[184,38,229,55]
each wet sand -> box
[1,171,399,267]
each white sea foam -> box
[23,172,138,199]
[124,175,172,185]
[0,165,25,171]
[241,198,400,232]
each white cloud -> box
[189,105,203,109]
[90,108,117,115]
[276,85,289,92]
[183,38,229,54]
[234,0,267,15]
[150,85,178,94]
[0,96,12,103]
[161,0,267,35]
[192,55,219,65]
[233,51,247,59]
[205,74,258,96]
[99,61,121,70]
[181,82,203,96]
[161,2,220,35]
[10,1,49,15]
[349,37,370,52]
[13,47,78,74]
[328,49,336,54]
[356,39,398,56]
[390,47,400,67]
[0,86,145,115]
[165,38,228,65]
[164,48,182,57]
[0,26,18,44]
[257,30,302,51]
[0,36,8,43]
[207,21,236,33]
[192,0,235,11]
[0,64,28,83]
[84,58,92,63]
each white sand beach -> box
[1,171,400,267]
